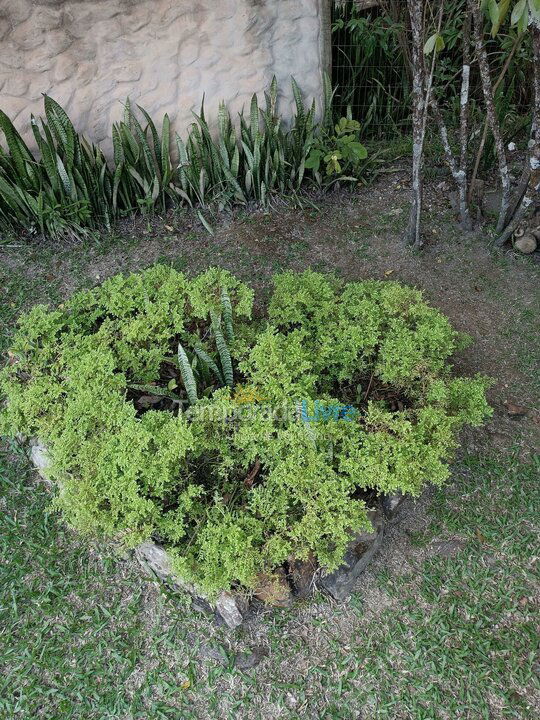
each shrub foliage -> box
[0,267,491,594]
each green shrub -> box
[0,267,492,595]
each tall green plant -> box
[0,96,113,239]
[0,77,368,241]
[112,99,175,215]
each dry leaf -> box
[504,401,528,418]
[180,679,191,690]
[165,225,174,232]
[475,528,487,544]
[384,270,395,277]
[254,569,291,607]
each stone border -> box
[28,440,405,629]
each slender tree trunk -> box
[405,0,426,248]
[431,6,472,230]
[431,100,472,229]
[468,33,523,208]
[458,8,473,229]
[507,120,537,221]
[496,23,540,247]
[470,0,511,233]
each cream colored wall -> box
[0,0,330,154]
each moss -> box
[0,267,492,595]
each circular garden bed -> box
[1,266,491,627]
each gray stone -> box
[319,510,385,600]
[215,591,245,630]
[382,492,405,522]
[136,541,247,627]
[29,440,52,486]
[135,540,213,614]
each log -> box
[514,234,537,255]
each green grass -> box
[0,447,211,719]
[352,454,540,719]
[0,196,538,718]
[1,446,538,719]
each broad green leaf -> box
[511,0,527,26]
[424,33,438,55]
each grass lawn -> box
[1,178,539,719]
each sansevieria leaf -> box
[177,343,198,405]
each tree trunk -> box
[430,4,472,231]
[468,33,523,209]
[431,99,472,230]
[470,0,511,233]
[496,22,540,247]
[458,8,473,229]
[404,0,426,248]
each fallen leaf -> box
[504,401,528,418]
[165,225,174,232]
[180,679,191,690]
[518,596,527,607]
[384,270,395,277]
[475,528,487,544]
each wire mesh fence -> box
[331,1,413,139]
[331,0,533,144]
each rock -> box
[289,553,317,598]
[320,510,385,600]
[254,568,292,607]
[29,440,52,486]
[382,492,405,522]
[234,646,269,671]
[135,540,213,614]
[215,591,245,630]
[514,234,537,254]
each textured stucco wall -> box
[0,0,330,154]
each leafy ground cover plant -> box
[0,267,492,596]
[0,78,365,241]
[305,115,367,182]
